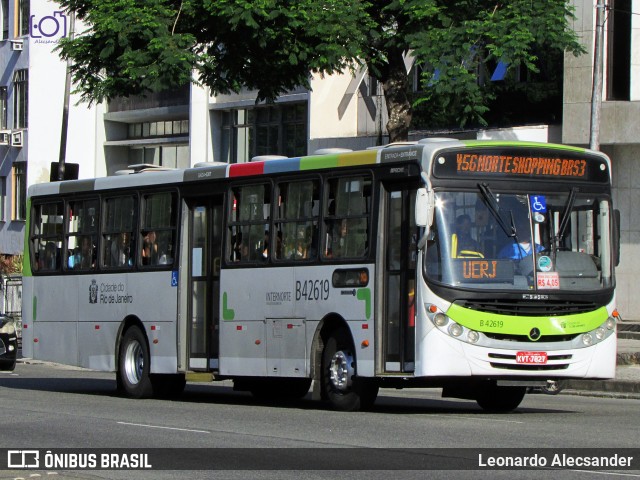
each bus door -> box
[380,187,417,373]
[186,197,223,371]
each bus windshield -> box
[424,189,614,292]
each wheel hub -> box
[124,341,144,385]
[329,350,354,391]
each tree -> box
[57,0,583,143]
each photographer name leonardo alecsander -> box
[478,453,634,468]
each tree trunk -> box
[376,49,412,143]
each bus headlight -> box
[606,318,616,330]
[448,323,463,337]
[595,327,606,341]
[434,313,448,327]
[582,333,594,346]
[467,330,480,344]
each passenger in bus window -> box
[43,242,59,270]
[142,230,159,265]
[69,236,95,269]
[111,232,132,267]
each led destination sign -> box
[433,148,609,183]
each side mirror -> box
[415,188,433,227]
[415,187,434,249]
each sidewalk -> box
[562,328,640,398]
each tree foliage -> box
[58,0,372,104]
[58,0,584,140]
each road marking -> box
[117,421,210,434]
[432,414,524,424]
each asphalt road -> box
[1,361,639,480]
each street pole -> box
[58,11,75,181]
[589,0,606,151]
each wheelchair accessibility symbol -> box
[530,195,547,213]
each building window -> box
[607,0,631,101]
[127,119,189,139]
[127,145,189,169]
[221,103,307,163]
[12,161,26,220]
[0,177,5,221]
[13,69,27,129]
[1,0,9,40]
[0,87,7,130]
[17,0,29,37]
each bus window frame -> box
[64,195,100,273]
[225,179,273,267]
[272,174,322,264]
[139,189,179,269]
[30,199,65,274]
[321,172,374,262]
[100,193,139,271]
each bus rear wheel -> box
[322,329,378,411]
[118,326,153,399]
[475,384,526,412]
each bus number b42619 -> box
[295,279,330,301]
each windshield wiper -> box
[478,183,516,238]
[556,187,578,243]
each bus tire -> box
[118,326,153,399]
[322,328,378,411]
[476,384,526,413]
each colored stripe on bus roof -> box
[229,150,379,177]
[263,157,301,174]
[461,140,587,153]
[228,162,264,177]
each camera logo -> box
[30,11,67,38]
[7,450,40,468]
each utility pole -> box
[57,11,75,181]
[589,0,606,151]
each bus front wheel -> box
[476,384,526,412]
[118,326,153,399]
[322,329,378,411]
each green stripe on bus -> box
[446,303,609,336]
[300,155,339,170]
[460,140,587,154]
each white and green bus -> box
[22,139,619,411]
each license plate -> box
[516,351,548,364]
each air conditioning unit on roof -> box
[10,40,23,51]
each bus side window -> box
[31,202,64,273]
[323,176,371,259]
[141,192,177,267]
[102,195,137,269]
[274,179,319,261]
[227,184,270,264]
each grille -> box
[455,299,598,316]
[483,332,579,343]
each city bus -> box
[21,139,619,412]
